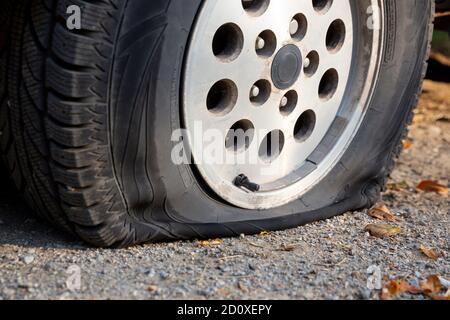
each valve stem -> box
[234,174,260,192]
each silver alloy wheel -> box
[183,0,384,210]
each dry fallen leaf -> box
[399,280,422,295]
[381,279,425,299]
[402,139,412,150]
[197,238,224,247]
[436,116,450,123]
[259,231,271,236]
[368,204,400,222]
[147,285,158,293]
[387,181,409,191]
[365,224,401,238]
[429,280,450,300]
[421,275,443,296]
[419,243,440,261]
[380,279,421,299]
[381,276,448,300]
[380,280,402,300]
[416,180,449,196]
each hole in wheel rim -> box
[256,30,277,57]
[290,13,308,41]
[242,0,270,16]
[259,130,285,162]
[294,110,316,142]
[213,23,244,62]
[304,51,319,77]
[250,80,271,106]
[279,90,298,116]
[225,120,255,152]
[326,19,346,53]
[207,79,238,115]
[318,69,339,101]
[312,0,333,13]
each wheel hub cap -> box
[271,45,302,90]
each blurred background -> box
[429,4,450,81]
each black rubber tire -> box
[0,0,434,247]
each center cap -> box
[271,44,302,90]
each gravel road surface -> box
[0,80,448,300]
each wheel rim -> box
[182,0,384,209]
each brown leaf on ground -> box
[430,280,450,300]
[387,181,409,191]
[368,204,400,222]
[399,280,422,295]
[197,239,224,247]
[381,279,422,299]
[365,224,401,238]
[380,280,402,300]
[421,275,443,296]
[416,180,449,196]
[259,231,271,236]
[147,285,158,293]
[381,276,447,300]
[419,243,440,261]
[436,116,450,123]
[402,139,412,150]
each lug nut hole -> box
[256,30,277,57]
[280,90,298,116]
[304,51,319,77]
[290,14,308,41]
[250,80,271,106]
